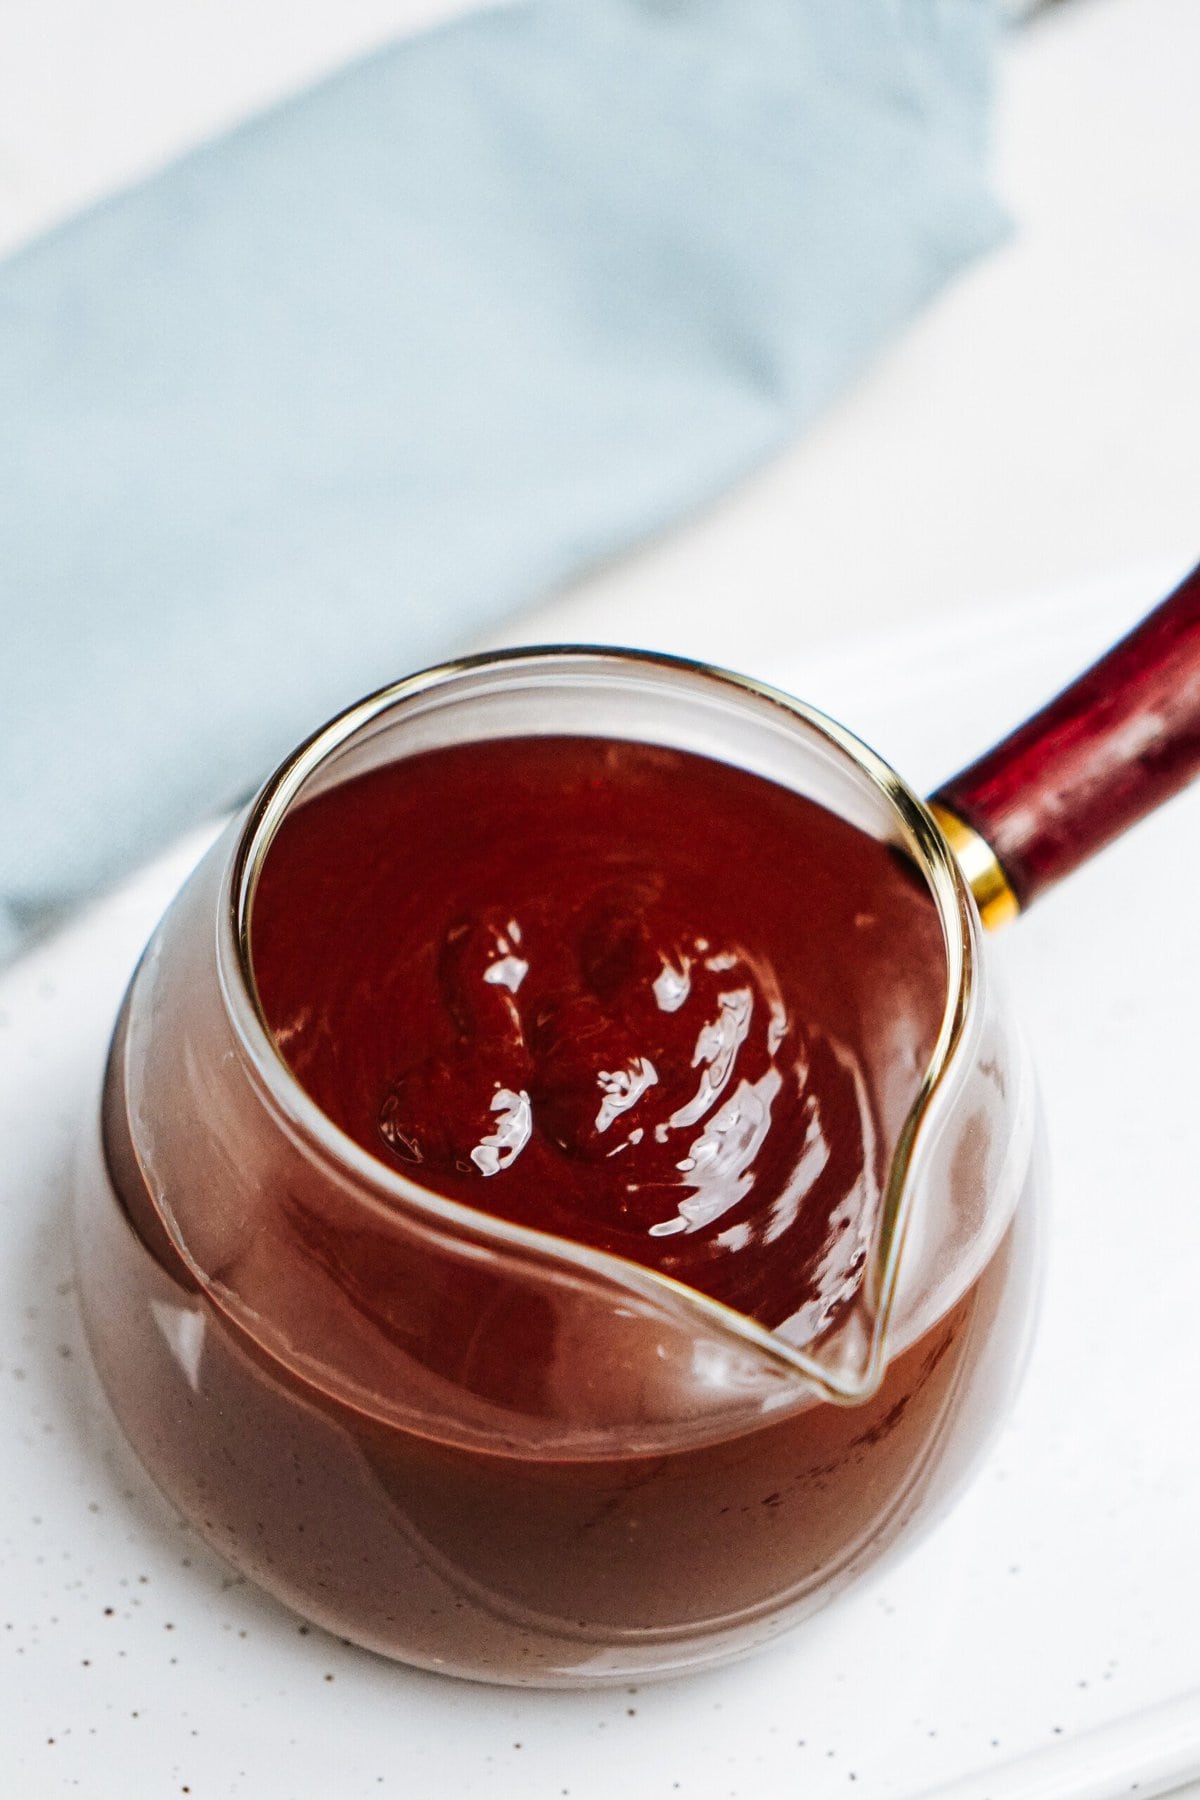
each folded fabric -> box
[0,0,1004,962]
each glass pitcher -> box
[73,565,1198,1685]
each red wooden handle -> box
[931,561,1200,910]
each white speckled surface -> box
[3,572,1199,1798]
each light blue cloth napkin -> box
[0,0,1003,961]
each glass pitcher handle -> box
[930,559,1200,917]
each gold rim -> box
[223,645,979,1404]
[928,804,1020,931]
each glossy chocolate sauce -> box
[86,735,1025,1681]
[253,738,944,1346]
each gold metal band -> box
[928,802,1021,932]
